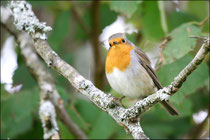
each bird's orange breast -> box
[105,43,134,74]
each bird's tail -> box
[160,101,179,116]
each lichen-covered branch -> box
[1,6,87,139]
[31,38,149,139]
[9,1,52,40]
[1,8,59,138]
[6,1,210,139]
[120,37,209,120]
[39,100,60,139]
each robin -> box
[105,33,178,116]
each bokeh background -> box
[1,1,209,139]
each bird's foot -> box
[114,96,125,107]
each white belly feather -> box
[106,50,156,98]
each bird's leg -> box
[114,96,125,107]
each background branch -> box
[71,1,105,90]
[1,6,87,139]
[71,2,90,35]
[155,36,172,71]
[4,1,210,139]
[90,0,105,90]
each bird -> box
[105,33,178,116]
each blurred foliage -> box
[1,87,39,138]
[48,10,71,52]
[141,1,165,41]
[1,1,209,139]
[158,54,209,104]
[163,23,201,64]
[13,64,37,90]
[109,1,141,18]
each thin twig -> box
[191,16,209,27]
[71,2,90,35]
[155,36,172,71]
[199,15,209,27]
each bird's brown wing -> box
[135,47,179,116]
[134,47,162,90]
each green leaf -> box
[126,33,138,44]
[66,102,90,133]
[75,100,101,125]
[176,98,193,116]
[163,22,201,64]
[167,12,199,32]
[74,99,125,139]
[58,121,74,139]
[48,11,70,52]
[1,88,39,138]
[109,1,141,18]
[100,3,118,31]
[56,85,72,104]
[187,86,209,113]
[141,1,164,40]
[16,119,43,139]
[13,64,37,90]
[142,121,174,139]
[141,107,193,139]
[157,54,209,104]
[187,1,208,20]
[55,88,90,134]
[112,127,132,139]
[88,112,118,139]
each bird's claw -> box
[114,96,125,108]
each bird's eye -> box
[109,43,112,47]
[122,39,126,43]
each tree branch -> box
[90,0,105,90]
[155,36,172,71]
[6,1,210,139]
[199,15,209,27]
[1,6,87,139]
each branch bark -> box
[5,1,210,139]
[1,6,87,139]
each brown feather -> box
[135,48,162,89]
[135,47,179,116]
